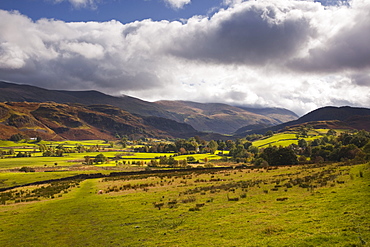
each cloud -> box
[289,0,370,73]
[0,0,369,116]
[349,71,370,86]
[164,0,191,9]
[168,0,316,65]
[51,0,99,9]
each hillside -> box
[0,81,297,134]
[235,106,370,136]
[236,106,298,124]
[0,102,198,140]
[154,100,296,134]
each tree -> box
[179,147,187,155]
[181,159,188,168]
[119,138,127,148]
[149,159,159,167]
[296,126,308,138]
[94,153,107,164]
[327,129,337,136]
[84,156,93,165]
[330,144,361,162]
[243,141,252,150]
[254,157,269,168]
[186,156,197,163]
[218,141,226,152]
[311,138,321,147]
[298,139,308,148]
[159,156,168,165]
[207,140,218,154]
[260,146,298,166]
[363,141,370,154]
[248,145,259,155]
[167,157,176,167]
[225,140,235,150]
[265,130,274,137]
[230,144,250,161]
[9,133,24,142]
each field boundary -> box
[0,165,246,192]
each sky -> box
[0,0,369,116]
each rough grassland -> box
[0,162,369,246]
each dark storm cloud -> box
[169,2,314,65]
[350,72,370,87]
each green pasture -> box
[252,132,322,148]
[0,156,75,169]
[0,147,224,170]
[50,140,110,146]
[0,140,112,149]
[0,162,368,246]
[0,140,37,148]
[0,170,110,189]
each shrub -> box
[19,167,35,172]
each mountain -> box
[0,81,298,134]
[153,100,297,134]
[236,106,298,124]
[0,102,198,140]
[235,106,370,136]
[0,81,169,118]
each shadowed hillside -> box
[235,106,370,136]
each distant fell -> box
[236,106,298,124]
[235,106,370,136]
[154,100,297,134]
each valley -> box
[0,82,369,246]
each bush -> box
[9,133,24,142]
[19,167,35,172]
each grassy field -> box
[0,151,223,171]
[0,170,112,189]
[0,162,368,246]
[252,132,322,148]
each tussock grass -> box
[0,162,368,246]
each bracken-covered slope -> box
[235,106,370,136]
[0,102,198,140]
[0,81,298,134]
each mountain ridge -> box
[0,81,298,134]
[235,106,370,137]
[153,100,297,134]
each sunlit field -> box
[252,132,322,148]
[1,131,369,246]
[0,162,368,246]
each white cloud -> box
[51,0,98,8]
[0,0,369,116]
[164,0,191,9]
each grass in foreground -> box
[0,162,369,246]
